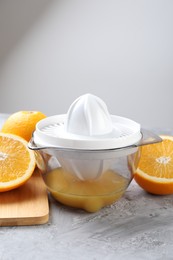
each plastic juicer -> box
[28,94,162,212]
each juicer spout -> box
[132,129,162,147]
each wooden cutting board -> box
[0,168,49,226]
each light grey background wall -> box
[0,0,172,128]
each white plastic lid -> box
[34,94,142,150]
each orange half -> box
[0,133,35,192]
[134,135,173,195]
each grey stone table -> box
[0,114,173,260]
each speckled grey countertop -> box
[0,115,173,260]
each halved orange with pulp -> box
[134,135,173,195]
[0,133,35,192]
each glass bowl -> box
[33,146,141,212]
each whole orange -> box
[1,111,46,141]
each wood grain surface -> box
[0,168,49,226]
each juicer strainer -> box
[28,94,162,181]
